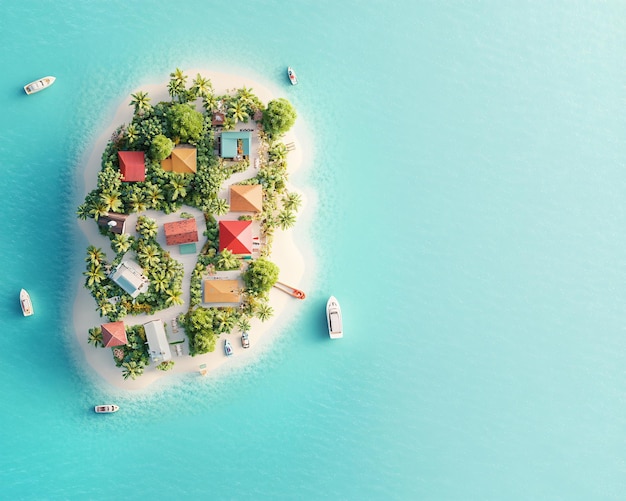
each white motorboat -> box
[20,289,34,317]
[287,67,298,85]
[24,76,56,95]
[224,339,234,356]
[94,404,119,414]
[326,296,343,339]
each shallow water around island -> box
[2,1,626,499]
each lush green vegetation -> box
[80,68,300,375]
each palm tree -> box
[202,93,218,112]
[167,79,184,101]
[87,327,103,347]
[89,200,109,220]
[209,197,230,216]
[112,234,132,255]
[130,91,151,113]
[84,265,106,287]
[268,143,288,162]
[255,303,274,322]
[282,192,302,212]
[76,203,90,220]
[170,68,188,87]
[165,288,184,306]
[168,175,188,201]
[144,183,164,210]
[100,191,123,213]
[125,124,139,144]
[191,74,213,99]
[98,300,116,318]
[128,191,147,213]
[122,361,144,380]
[237,317,251,333]
[150,270,168,293]
[86,245,106,265]
[138,243,161,267]
[236,86,255,105]
[277,210,296,230]
[136,216,159,240]
[216,249,239,270]
[229,100,249,124]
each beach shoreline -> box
[72,68,313,391]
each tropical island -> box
[74,68,305,388]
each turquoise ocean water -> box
[2,1,626,499]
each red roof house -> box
[164,218,199,246]
[101,321,128,348]
[118,151,146,182]
[219,220,252,255]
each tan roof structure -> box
[230,184,263,212]
[161,145,197,174]
[163,218,199,245]
[101,321,128,348]
[203,280,241,304]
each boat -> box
[326,296,343,339]
[24,76,56,95]
[20,289,34,317]
[287,67,298,85]
[224,339,234,356]
[241,332,250,349]
[94,404,119,414]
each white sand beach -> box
[73,69,312,391]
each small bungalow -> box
[97,212,129,235]
[163,218,199,246]
[109,261,150,299]
[101,321,128,348]
[212,112,225,127]
[161,145,197,174]
[118,151,146,182]
[143,320,171,363]
[203,279,241,304]
[220,131,251,160]
[219,220,252,255]
[229,184,262,213]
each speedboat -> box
[241,332,250,349]
[24,76,56,95]
[326,296,343,339]
[94,404,119,414]
[287,67,298,85]
[20,289,34,316]
[224,339,234,356]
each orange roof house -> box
[161,145,197,174]
[118,151,146,182]
[101,321,128,348]
[203,280,241,303]
[164,218,199,245]
[230,184,262,212]
[219,220,252,255]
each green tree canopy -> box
[150,134,174,161]
[261,98,297,138]
[242,258,280,296]
[166,103,204,143]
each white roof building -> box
[143,320,172,363]
[109,261,150,299]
